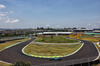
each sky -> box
[0,0,100,29]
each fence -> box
[32,56,99,66]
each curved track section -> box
[0,38,99,66]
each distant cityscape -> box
[0,27,100,38]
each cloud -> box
[0,17,5,20]
[0,14,6,16]
[91,25,98,28]
[0,17,3,20]
[5,18,10,23]
[9,11,14,13]
[93,25,97,27]
[0,17,2,20]
[0,11,14,14]
[97,22,100,23]
[0,4,18,24]
[87,24,91,26]
[5,18,19,23]
[56,25,61,27]
[11,19,19,23]
[0,12,8,14]
[0,4,6,9]
[46,24,50,27]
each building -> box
[37,32,73,37]
[73,28,93,33]
[93,28,100,33]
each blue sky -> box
[0,0,100,28]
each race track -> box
[0,38,99,66]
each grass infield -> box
[35,36,79,43]
[80,36,100,43]
[0,38,30,50]
[24,44,82,56]
[0,62,10,66]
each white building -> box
[37,32,73,36]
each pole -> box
[55,62,56,66]
[88,58,90,66]
[64,61,65,66]
[73,60,74,66]
[81,59,82,66]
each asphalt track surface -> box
[0,38,99,66]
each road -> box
[0,38,99,66]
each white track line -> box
[93,43,100,61]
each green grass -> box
[80,36,100,43]
[0,62,10,66]
[0,38,30,50]
[24,44,82,56]
[35,36,79,43]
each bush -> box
[10,60,31,66]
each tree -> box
[10,60,31,66]
[40,27,44,30]
[81,27,86,29]
[72,27,77,29]
[37,27,40,30]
